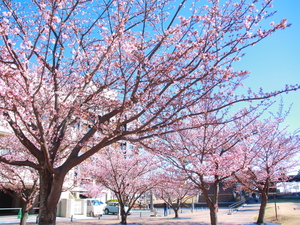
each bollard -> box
[18,209,22,219]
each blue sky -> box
[233,0,300,133]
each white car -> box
[86,199,106,217]
[104,202,130,215]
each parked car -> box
[104,202,130,215]
[86,199,106,217]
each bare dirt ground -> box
[5,199,299,225]
[265,201,300,225]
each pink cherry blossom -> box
[0,1,297,224]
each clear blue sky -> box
[234,0,300,133]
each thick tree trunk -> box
[38,169,65,225]
[257,192,268,224]
[120,207,128,224]
[120,213,127,224]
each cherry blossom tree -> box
[154,169,198,218]
[80,183,107,199]
[232,114,300,224]
[0,162,39,225]
[81,147,158,224]
[0,0,298,224]
[143,106,262,225]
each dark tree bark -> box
[256,178,270,224]
[119,205,128,224]
[207,200,218,225]
[201,180,219,225]
[257,191,268,224]
[174,198,181,218]
[174,208,179,218]
[38,169,65,225]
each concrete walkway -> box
[0,202,280,225]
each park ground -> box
[58,199,300,225]
[2,199,299,225]
[263,198,300,225]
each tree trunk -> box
[38,169,65,225]
[19,207,28,225]
[174,208,179,218]
[257,192,268,224]
[120,213,127,224]
[202,193,218,225]
[208,203,218,225]
[200,180,219,225]
[120,208,128,224]
[174,198,181,218]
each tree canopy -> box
[0,0,298,224]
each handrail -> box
[228,199,247,215]
[0,207,39,210]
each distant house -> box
[277,175,300,193]
[198,182,246,206]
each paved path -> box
[0,202,279,225]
